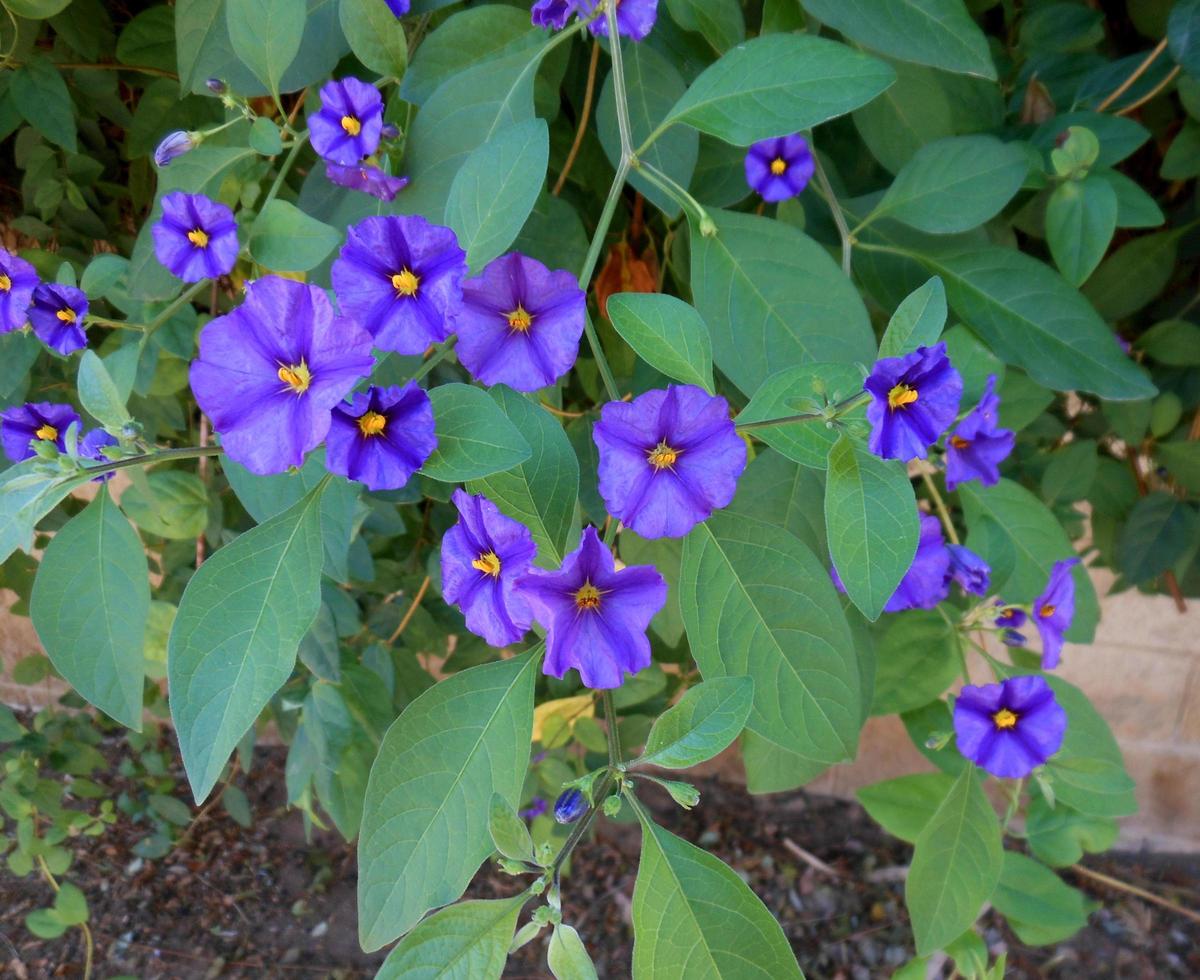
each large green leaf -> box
[9,57,76,152]
[247,200,341,273]
[1116,492,1197,584]
[857,772,955,843]
[469,386,579,568]
[168,483,326,801]
[401,7,536,105]
[679,512,859,791]
[824,435,920,622]
[357,653,537,951]
[660,34,894,145]
[870,610,960,716]
[1044,676,1137,818]
[225,0,305,97]
[422,383,532,483]
[637,677,754,770]
[605,293,714,391]
[120,472,210,541]
[548,923,599,980]
[1082,230,1182,322]
[724,450,828,557]
[800,0,995,79]
[905,765,1003,956]
[339,0,407,77]
[691,210,875,396]
[375,895,527,980]
[0,463,91,566]
[77,350,132,431]
[30,489,148,730]
[991,851,1093,946]
[1024,795,1118,868]
[1045,176,1118,287]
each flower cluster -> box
[530,0,658,40]
[0,400,117,476]
[1,245,92,356]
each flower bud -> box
[553,788,586,824]
[1000,629,1027,648]
[153,130,198,168]
[205,78,227,95]
[381,122,400,140]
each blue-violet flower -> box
[1,402,80,462]
[0,247,39,334]
[744,134,815,203]
[944,375,1014,492]
[1032,557,1080,670]
[325,163,408,202]
[29,283,88,355]
[954,675,1067,779]
[152,192,239,283]
[153,130,196,168]
[309,78,384,166]
[325,382,436,491]
[864,342,962,461]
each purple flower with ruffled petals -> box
[153,130,196,168]
[325,382,435,491]
[457,253,585,392]
[79,428,119,481]
[1032,558,1080,670]
[833,513,949,612]
[593,385,746,539]
[864,342,962,461]
[332,215,466,355]
[29,283,87,355]
[946,544,990,596]
[325,163,409,202]
[588,0,656,40]
[945,375,1014,492]
[516,526,667,689]
[744,135,815,203]
[152,192,239,283]
[532,0,574,29]
[1,402,80,462]
[442,490,538,648]
[0,248,39,334]
[384,0,409,15]
[309,78,384,166]
[954,675,1067,778]
[188,276,374,475]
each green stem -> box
[86,315,145,333]
[602,690,623,767]
[1002,777,1025,832]
[810,147,853,276]
[261,131,310,215]
[408,336,457,384]
[636,162,711,228]
[606,5,634,162]
[735,391,869,433]
[144,280,210,338]
[84,444,224,477]
[921,469,960,545]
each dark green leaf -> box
[339,0,408,77]
[1045,176,1117,286]
[1135,319,1200,365]
[10,57,76,152]
[991,851,1092,946]
[1169,0,1200,79]
[401,7,535,106]
[878,277,947,359]
[422,383,532,483]
[871,610,960,716]
[248,200,341,272]
[226,0,305,98]
[121,471,210,540]
[1117,493,1197,584]
[1082,230,1180,322]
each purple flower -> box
[994,603,1027,630]
[188,276,374,475]
[744,134,815,203]
[554,788,586,823]
[205,78,227,95]
[325,383,435,491]
[0,402,80,462]
[456,253,585,392]
[864,342,962,461]
[154,130,196,168]
[308,78,384,166]
[152,192,239,283]
[384,0,410,14]
[29,283,87,355]
[520,796,548,821]
[532,0,574,29]
[593,385,746,539]
[954,675,1067,779]
[946,544,989,596]
[945,375,1014,492]
[79,428,119,481]
[0,247,39,334]
[834,513,950,612]
[325,163,409,202]
[442,490,538,648]
[589,0,657,40]
[1001,629,1027,647]
[516,526,667,689]
[1032,558,1080,670]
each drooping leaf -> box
[637,677,754,770]
[374,895,527,980]
[422,383,532,483]
[605,293,714,391]
[548,923,599,980]
[990,851,1093,946]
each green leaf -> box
[1170,0,1200,79]
[631,814,803,978]
[168,483,326,801]
[691,210,875,396]
[665,0,745,53]
[421,383,532,483]
[148,792,194,826]
[661,34,894,145]
[857,772,956,843]
[10,57,76,152]
[1092,168,1164,229]
[30,489,147,731]
[375,895,526,980]
[637,677,754,770]
[1024,795,1117,868]
[991,851,1092,946]
[77,350,132,430]
[1040,439,1098,506]
[878,277,947,359]
[679,512,859,791]
[620,530,685,647]
[25,908,67,940]
[514,192,589,274]
[401,7,535,106]
[548,923,599,980]
[825,435,919,622]
[1135,319,1200,365]
[488,792,535,865]
[1158,440,1200,493]
[905,765,1003,956]
[1045,176,1118,286]
[445,118,549,274]
[120,471,210,540]
[247,199,341,273]
[468,386,578,568]
[800,0,995,79]
[358,653,537,951]
[117,6,177,74]
[873,136,1027,234]
[249,116,283,156]
[0,463,89,565]
[605,293,714,391]
[225,0,305,98]
[870,610,960,716]
[339,0,408,77]
[1082,230,1180,322]
[5,0,71,16]
[724,450,828,557]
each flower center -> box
[391,268,420,296]
[950,435,970,449]
[340,115,361,136]
[357,410,386,437]
[887,383,919,410]
[0,273,10,292]
[647,441,679,470]
[277,359,312,394]
[770,157,787,176]
[35,423,57,441]
[56,307,76,324]
[574,582,602,611]
[471,550,502,577]
[506,305,533,332]
[187,227,209,248]
[1039,603,1056,619]
[992,708,1018,730]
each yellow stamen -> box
[471,551,502,577]
[950,435,970,449]
[574,582,602,611]
[358,410,386,437]
[770,157,787,176]
[0,274,11,291]
[647,441,679,470]
[56,307,76,324]
[888,383,919,410]
[187,227,209,248]
[391,268,420,296]
[340,115,361,136]
[1039,603,1056,619]
[992,708,1018,730]
[277,359,312,394]
[506,305,533,332]
[35,423,57,441]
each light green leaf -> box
[30,489,147,730]
[248,199,341,273]
[168,483,326,801]
[991,851,1092,946]
[358,653,537,951]
[905,765,1003,956]
[121,471,210,540]
[1044,676,1137,818]
[1046,176,1118,286]
[25,908,67,940]
[857,772,956,843]
[339,0,408,77]
[878,277,947,359]
[661,34,894,145]
[226,0,305,98]
[77,350,132,430]
[422,384,532,483]
[870,610,960,716]
[637,677,754,770]
[825,435,919,622]
[605,293,714,391]
[631,814,803,978]
[249,116,283,156]
[375,895,527,980]
[1024,795,1118,868]
[488,792,535,865]
[548,923,599,980]
[0,462,90,565]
